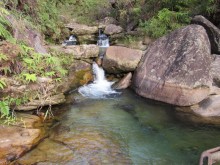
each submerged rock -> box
[16,138,74,165]
[191,15,220,54]
[16,121,132,164]
[133,25,212,106]
[103,46,143,73]
[49,125,132,165]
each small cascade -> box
[97,28,109,47]
[78,62,119,98]
[62,35,77,46]
[97,28,109,58]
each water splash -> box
[78,62,119,98]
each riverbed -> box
[16,89,220,164]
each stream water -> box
[17,89,220,165]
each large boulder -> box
[133,25,212,106]
[0,113,46,164]
[211,55,220,87]
[191,15,220,54]
[102,46,143,73]
[175,95,220,126]
[48,45,99,59]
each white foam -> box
[78,63,119,98]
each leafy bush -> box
[68,0,111,24]
[18,44,69,83]
[140,8,190,38]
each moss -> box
[73,69,93,87]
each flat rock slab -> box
[49,45,99,59]
[103,46,143,73]
[65,22,98,35]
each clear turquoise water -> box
[66,89,220,165]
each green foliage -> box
[0,100,10,117]
[0,2,12,40]
[15,43,70,84]
[0,97,20,125]
[0,78,6,89]
[36,0,61,39]
[110,0,142,29]
[21,73,37,82]
[0,53,8,61]
[67,0,111,24]
[140,8,190,38]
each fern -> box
[0,53,8,61]
[45,71,55,77]
[0,101,10,118]
[0,79,6,89]
[0,3,12,39]
[22,73,37,82]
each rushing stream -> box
[17,89,220,165]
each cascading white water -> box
[78,62,119,98]
[97,28,109,48]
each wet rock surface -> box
[16,138,75,165]
[60,60,93,92]
[0,113,46,164]
[112,72,132,89]
[133,25,212,106]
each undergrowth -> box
[0,3,74,123]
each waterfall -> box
[97,29,109,58]
[78,62,119,98]
[97,29,109,48]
